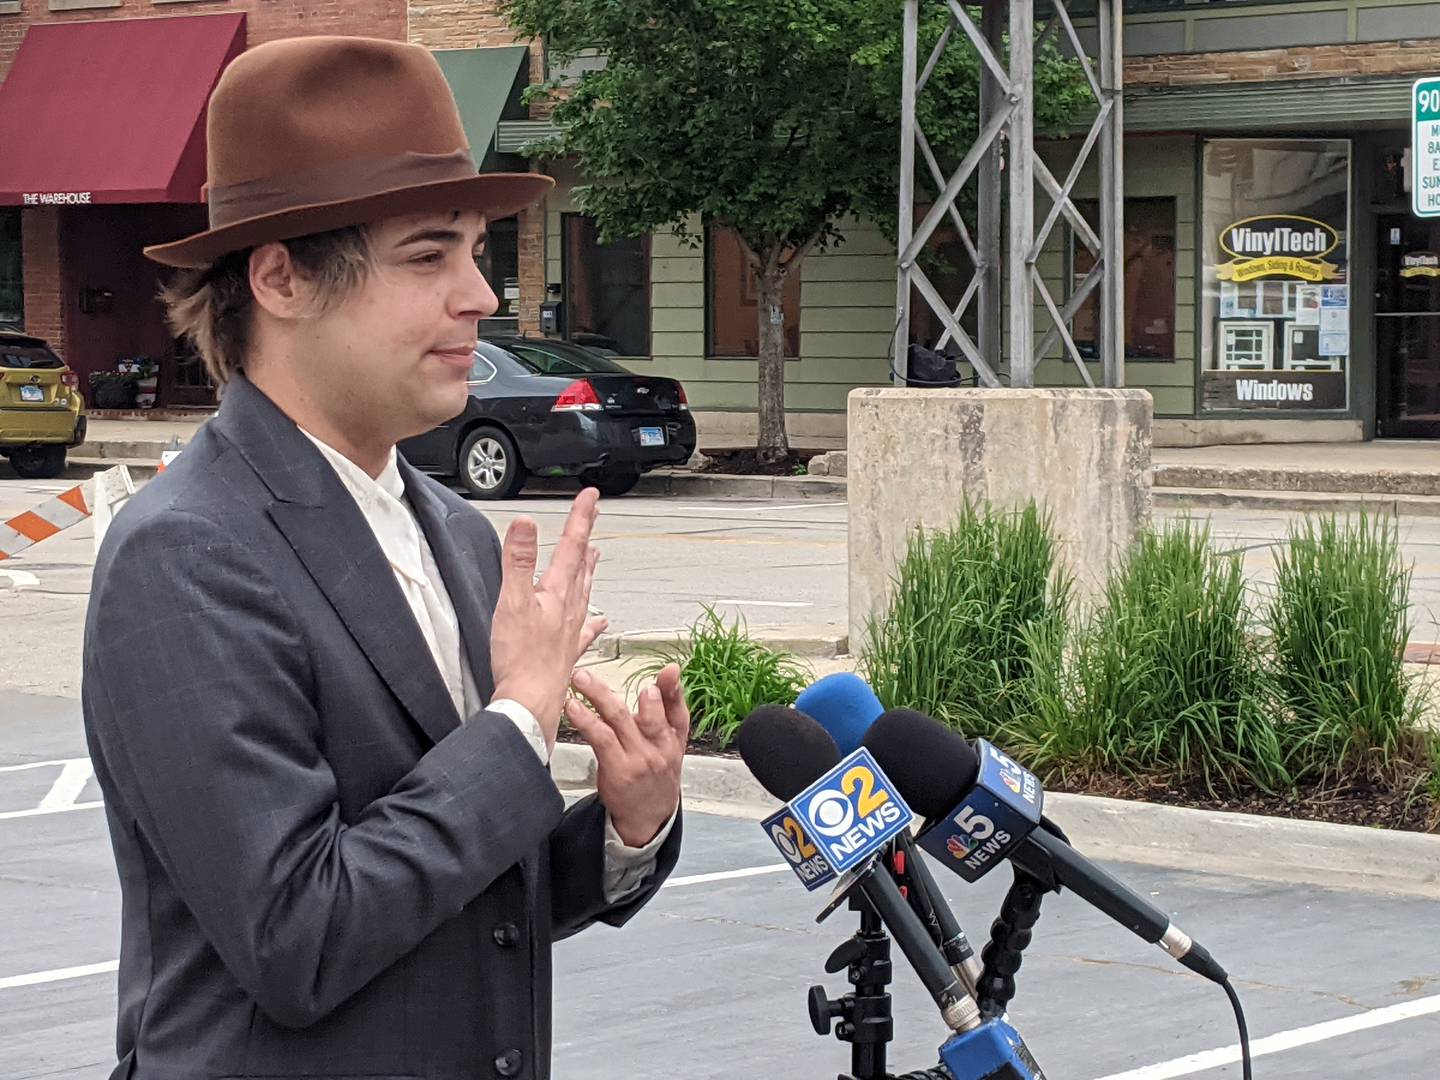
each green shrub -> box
[860,500,1070,743]
[1017,520,1285,794]
[1265,511,1426,784]
[626,605,812,748]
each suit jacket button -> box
[492,922,520,947]
[494,1049,523,1076]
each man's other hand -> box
[565,664,689,847]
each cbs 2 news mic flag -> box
[917,740,1043,882]
[762,748,914,890]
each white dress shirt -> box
[300,430,671,903]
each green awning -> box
[432,45,529,158]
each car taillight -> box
[551,379,604,412]
[61,371,79,390]
[676,382,689,411]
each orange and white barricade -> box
[89,464,138,552]
[0,464,138,563]
[0,482,94,561]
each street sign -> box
[1414,77,1440,219]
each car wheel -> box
[10,445,66,479]
[579,465,642,497]
[459,427,526,500]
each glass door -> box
[1376,215,1440,437]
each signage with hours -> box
[1415,77,1440,219]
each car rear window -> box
[506,342,631,377]
[0,345,63,369]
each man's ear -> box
[249,242,315,319]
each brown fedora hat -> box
[144,35,554,269]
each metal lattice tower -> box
[895,0,1125,388]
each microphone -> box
[863,709,1230,987]
[795,672,883,755]
[736,705,981,1033]
[793,675,985,998]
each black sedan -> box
[400,337,696,499]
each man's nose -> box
[459,259,500,322]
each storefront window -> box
[706,225,800,358]
[0,209,22,327]
[1201,139,1350,411]
[1070,198,1176,361]
[562,214,650,357]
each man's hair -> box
[161,226,372,387]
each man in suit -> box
[81,36,687,1080]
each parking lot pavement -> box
[4,689,1440,1080]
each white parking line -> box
[708,599,812,608]
[750,502,847,513]
[0,801,103,821]
[39,759,94,811]
[0,568,39,588]
[1090,992,1440,1080]
[662,864,789,888]
[0,960,118,992]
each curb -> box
[65,457,159,480]
[551,743,1440,898]
[594,627,850,660]
[1154,463,1440,498]
[638,471,847,500]
[1156,486,1440,517]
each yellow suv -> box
[0,330,87,478]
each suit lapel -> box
[212,376,460,746]
[269,502,462,745]
[402,463,498,704]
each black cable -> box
[1222,978,1254,1080]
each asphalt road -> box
[4,472,1440,1079]
[4,689,1440,1080]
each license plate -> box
[638,426,665,447]
[19,385,44,402]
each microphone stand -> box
[809,892,894,1080]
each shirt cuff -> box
[486,698,549,765]
[602,804,678,905]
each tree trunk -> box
[755,255,790,464]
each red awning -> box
[0,13,246,206]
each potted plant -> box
[89,370,138,410]
[118,357,159,408]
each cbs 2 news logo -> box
[762,807,836,890]
[787,749,913,874]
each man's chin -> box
[416,384,471,430]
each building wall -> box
[545,165,896,413]
[0,0,406,81]
[1128,38,1440,86]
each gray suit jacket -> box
[81,375,681,1080]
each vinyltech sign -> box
[1216,215,1342,283]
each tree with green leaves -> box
[501,0,1089,461]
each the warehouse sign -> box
[1415,77,1440,219]
[22,192,93,205]
[1215,216,1342,282]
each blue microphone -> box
[794,672,883,755]
[796,673,985,1000]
